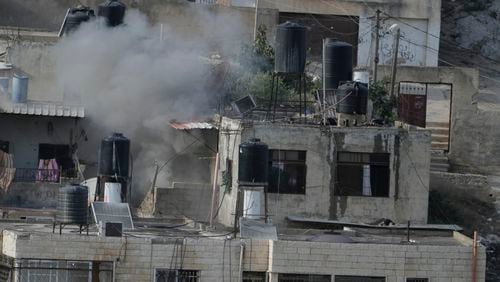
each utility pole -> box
[372,9,381,82]
[322,38,326,125]
[253,0,260,41]
[389,28,400,98]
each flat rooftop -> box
[0,219,471,247]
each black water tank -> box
[275,21,306,74]
[56,184,88,225]
[98,133,130,178]
[335,81,358,114]
[64,7,95,34]
[238,138,269,185]
[356,82,368,115]
[97,0,126,27]
[324,39,353,89]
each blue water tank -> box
[12,74,28,103]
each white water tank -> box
[243,189,263,220]
[353,70,370,85]
[104,182,121,203]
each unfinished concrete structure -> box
[216,117,431,227]
[220,0,442,67]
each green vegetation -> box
[369,80,395,124]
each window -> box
[16,259,112,282]
[269,150,307,194]
[0,140,8,153]
[243,271,266,282]
[155,269,199,282]
[335,276,385,282]
[336,152,390,197]
[407,279,428,282]
[279,273,331,282]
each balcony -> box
[13,168,79,183]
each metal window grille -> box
[406,279,429,282]
[155,269,199,282]
[14,259,113,282]
[335,276,385,282]
[243,271,266,282]
[278,273,331,282]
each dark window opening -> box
[243,271,266,282]
[155,269,199,282]
[268,150,306,194]
[336,152,390,197]
[406,279,429,282]
[0,140,8,153]
[335,276,385,282]
[279,273,331,282]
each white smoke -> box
[53,9,246,205]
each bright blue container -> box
[12,74,28,103]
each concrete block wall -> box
[268,239,486,282]
[2,230,487,281]
[2,230,269,282]
[154,187,213,222]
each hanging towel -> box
[0,151,16,192]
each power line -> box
[380,10,500,66]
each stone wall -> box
[268,236,486,282]
[2,229,486,282]
[154,185,213,222]
[0,182,60,209]
[379,66,500,175]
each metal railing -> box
[12,168,79,183]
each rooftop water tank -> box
[335,81,368,115]
[64,7,95,34]
[98,133,130,178]
[56,184,88,225]
[97,0,126,27]
[275,21,306,74]
[238,138,269,186]
[324,39,353,89]
[12,74,28,103]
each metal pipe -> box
[472,230,478,282]
[407,220,410,242]
[253,0,260,41]
[210,152,220,227]
[373,9,381,82]
[389,28,400,98]
[322,38,326,125]
[238,242,245,282]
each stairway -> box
[426,122,450,151]
[430,150,450,172]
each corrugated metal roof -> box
[0,102,84,118]
[170,121,217,130]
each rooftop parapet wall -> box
[2,229,486,282]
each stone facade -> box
[2,229,486,282]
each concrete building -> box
[215,117,431,227]
[219,0,442,67]
[0,219,487,282]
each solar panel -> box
[91,202,134,230]
[239,218,277,240]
